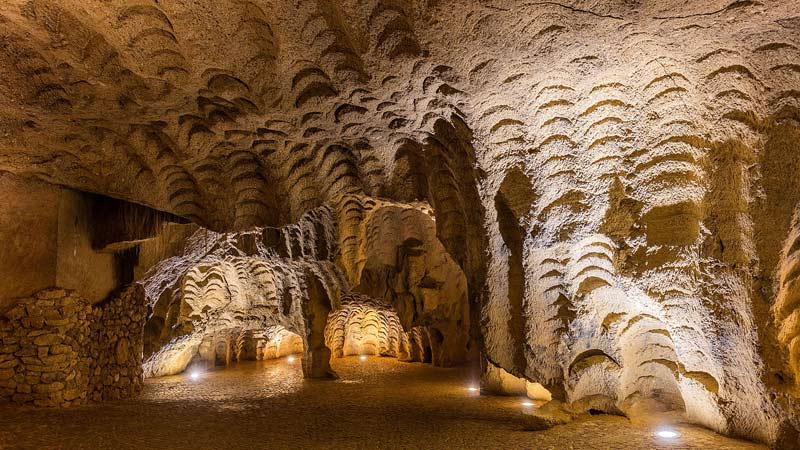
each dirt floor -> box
[0,357,766,450]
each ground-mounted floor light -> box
[359,355,367,361]
[655,429,680,439]
[190,370,201,381]
[521,400,535,407]
[287,355,296,363]
[467,386,479,392]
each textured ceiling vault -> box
[2,0,800,446]
[2,0,792,231]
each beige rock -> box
[0,3,798,447]
[521,401,575,431]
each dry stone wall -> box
[86,284,146,402]
[0,286,145,407]
[0,289,91,407]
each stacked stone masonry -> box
[0,286,145,407]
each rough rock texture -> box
[336,195,471,365]
[139,202,462,377]
[326,293,438,363]
[86,284,146,402]
[1,0,800,446]
[481,359,552,402]
[255,326,304,360]
[0,289,91,407]
[138,207,347,378]
[0,286,144,406]
[326,294,410,359]
[521,400,576,431]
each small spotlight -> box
[521,401,535,407]
[467,386,479,392]
[359,355,367,361]
[287,356,295,363]
[190,371,200,380]
[655,430,680,439]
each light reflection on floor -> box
[0,357,766,450]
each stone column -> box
[300,271,336,379]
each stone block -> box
[17,346,35,357]
[45,319,71,327]
[115,338,130,361]
[12,393,33,404]
[0,345,19,355]
[26,330,48,337]
[25,374,40,384]
[49,344,72,355]
[33,334,62,346]
[40,353,69,365]
[4,306,26,321]
[63,388,80,401]
[37,289,67,300]
[43,310,63,321]
[40,372,61,383]
[22,317,45,329]
[20,356,42,366]
[0,359,18,369]
[33,382,65,394]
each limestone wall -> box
[0,286,145,407]
[0,173,60,307]
[55,189,119,304]
[0,173,121,310]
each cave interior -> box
[1,0,800,449]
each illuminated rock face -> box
[0,0,800,446]
[139,200,466,376]
[139,207,346,379]
[326,294,411,359]
[325,293,439,363]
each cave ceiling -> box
[1,0,796,230]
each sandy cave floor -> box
[0,358,766,450]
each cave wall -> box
[335,195,471,366]
[55,189,119,303]
[139,207,347,379]
[0,173,119,309]
[0,0,799,446]
[138,201,467,377]
[0,173,60,306]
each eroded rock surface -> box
[139,202,462,378]
[0,0,799,447]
